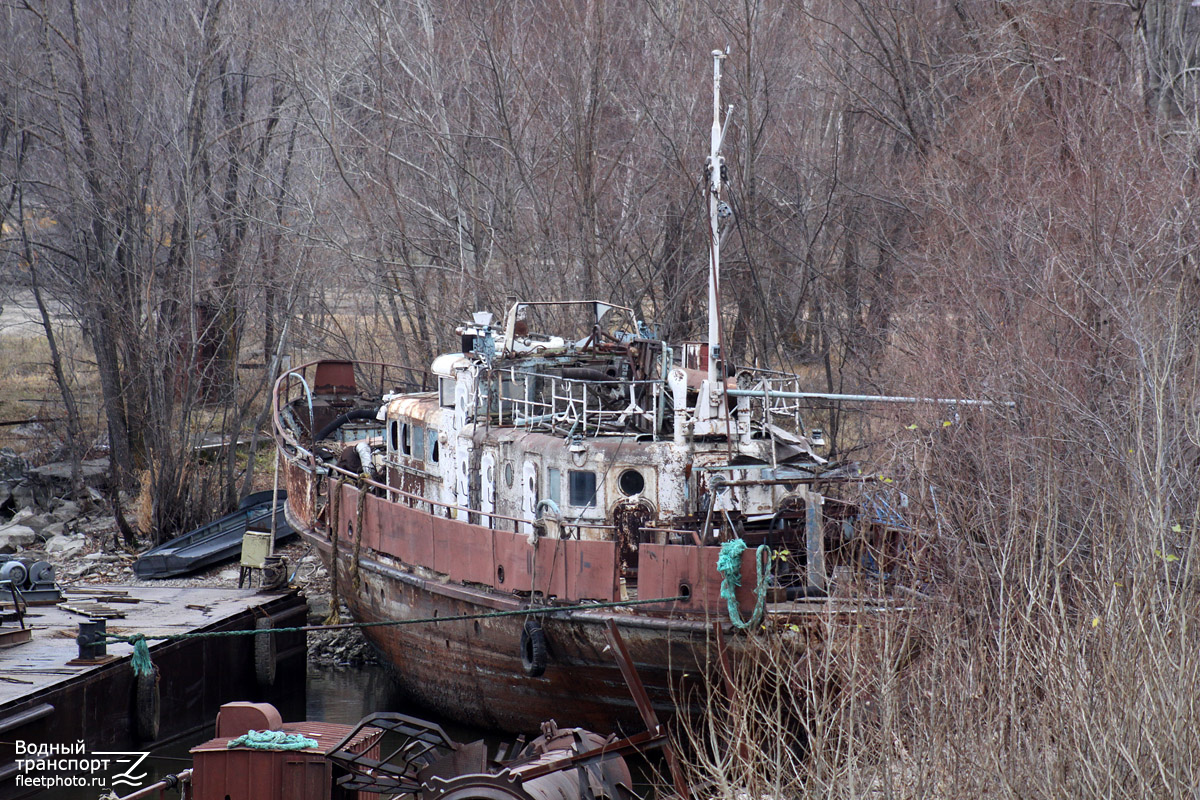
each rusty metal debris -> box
[328,623,685,799]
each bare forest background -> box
[3,0,1200,797]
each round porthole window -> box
[618,469,645,496]
[504,461,515,488]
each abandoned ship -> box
[272,51,910,734]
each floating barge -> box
[0,585,307,800]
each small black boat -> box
[133,491,294,579]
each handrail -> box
[486,366,665,437]
[280,442,695,540]
[727,386,1014,407]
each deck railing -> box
[481,367,666,439]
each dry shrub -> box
[678,6,1200,797]
[133,468,154,539]
[674,609,916,800]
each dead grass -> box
[0,330,101,455]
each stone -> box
[68,563,97,579]
[218,568,240,582]
[45,534,86,557]
[27,458,107,483]
[82,552,119,563]
[0,524,38,554]
[11,511,51,533]
[51,500,81,523]
[79,515,116,534]
[0,448,26,481]
[307,595,332,623]
[38,522,67,540]
[9,483,35,509]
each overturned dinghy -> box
[133,491,294,579]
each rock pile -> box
[0,448,135,581]
[0,503,90,557]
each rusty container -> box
[190,720,381,800]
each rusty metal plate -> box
[376,499,435,567]
[284,460,315,524]
[530,539,570,599]
[635,543,667,605]
[493,530,533,593]
[636,544,741,613]
[335,485,380,552]
[563,539,619,601]
[313,360,357,395]
[432,516,495,586]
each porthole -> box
[504,461,515,488]
[618,469,645,496]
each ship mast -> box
[706,49,731,387]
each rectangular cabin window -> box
[412,425,425,460]
[548,468,561,507]
[439,376,455,408]
[400,423,412,456]
[568,470,597,507]
[427,429,440,464]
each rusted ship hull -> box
[282,460,851,733]
[322,542,711,732]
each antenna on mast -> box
[706,48,730,388]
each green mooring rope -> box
[227,730,318,751]
[717,538,771,630]
[129,634,153,678]
[103,593,687,675]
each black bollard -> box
[76,618,107,660]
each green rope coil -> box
[717,538,771,630]
[227,730,318,751]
